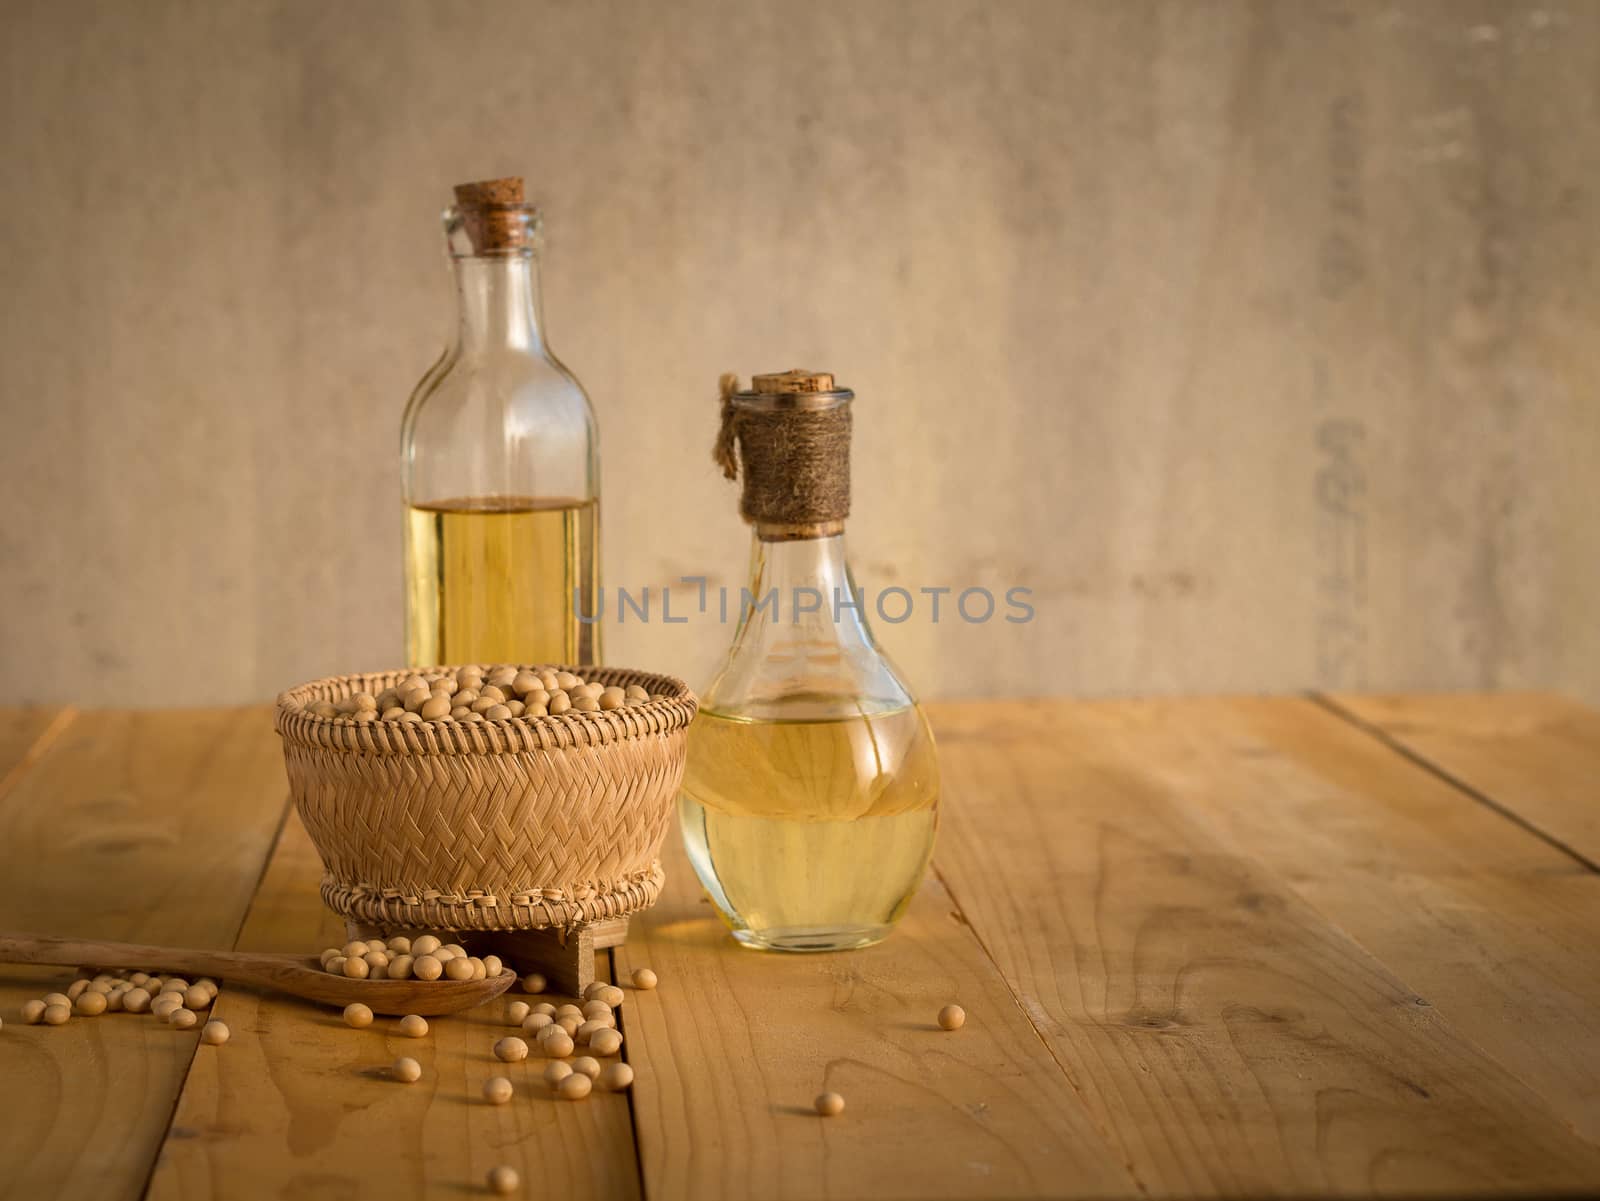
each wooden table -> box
[2,693,1598,1200]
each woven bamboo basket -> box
[274,665,697,934]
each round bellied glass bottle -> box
[401,177,600,669]
[679,370,939,952]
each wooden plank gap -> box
[601,947,651,1201]
[222,793,297,952]
[134,1029,206,1201]
[929,859,1155,1200]
[1311,693,1600,875]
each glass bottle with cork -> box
[679,370,940,952]
[401,177,600,668]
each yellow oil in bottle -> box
[404,495,599,667]
[678,703,939,951]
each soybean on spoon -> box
[0,933,515,1016]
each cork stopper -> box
[453,177,525,208]
[452,177,534,254]
[752,369,836,395]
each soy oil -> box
[678,703,939,952]
[404,495,598,667]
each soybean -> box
[393,1056,422,1083]
[557,1073,592,1101]
[937,1004,966,1031]
[343,1003,374,1029]
[598,1062,635,1092]
[493,1036,529,1063]
[201,1021,230,1046]
[483,1076,514,1105]
[397,1014,429,1039]
[576,1019,612,1045]
[631,968,658,990]
[815,1091,846,1117]
[487,1165,519,1195]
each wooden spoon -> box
[0,933,515,1016]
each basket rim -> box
[275,663,697,756]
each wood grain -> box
[1327,691,1600,867]
[0,707,71,796]
[1015,694,1600,1148]
[144,809,641,1201]
[928,699,1600,1197]
[613,832,1137,1201]
[0,707,289,1201]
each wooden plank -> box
[1328,692,1600,867]
[613,830,1137,1201]
[928,699,1600,1198]
[0,707,289,1201]
[1041,694,1600,1148]
[144,809,641,1201]
[0,706,72,794]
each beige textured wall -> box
[2,0,1597,707]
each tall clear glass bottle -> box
[401,177,600,669]
[680,371,939,951]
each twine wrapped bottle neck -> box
[713,372,853,541]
